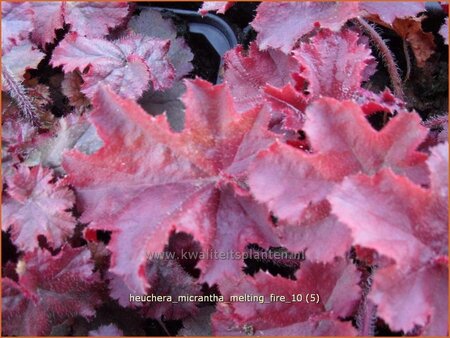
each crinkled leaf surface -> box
[212,258,360,335]
[2,246,103,336]
[224,42,299,112]
[248,98,429,225]
[293,29,374,100]
[251,2,359,53]
[31,2,129,47]
[2,165,77,251]
[63,80,275,295]
[51,32,174,100]
[329,143,448,334]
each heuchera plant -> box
[1,1,448,336]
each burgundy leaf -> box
[212,258,360,335]
[2,246,103,336]
[141,259,201,320]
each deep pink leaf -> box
[251,2,359,53]
[2,246,103,336]
[2,165,77,251]
[263,82,308,131]
[370,263,447,335]
[64,2,129,38]
[329,144,448,334]
[249,98,429,224]
[63,80,275,295]
[31,2,129,47]
[224,42,299,112]
[293,29,374,100]
[212,258,360,335]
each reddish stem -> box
[353,17,405,100]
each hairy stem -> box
[353,17,405,100]
[402,39,411,83]
[2,65,38,125]
[356,265,377,336]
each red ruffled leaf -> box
[223,42,299,113]
[2,246,103,336]
[370,263,448,335]
[249,98,429,224]
[263,82,308,130]
[260,28,375,133]
[31,2,129,47]
[329,143,448,334]
[51,32,174,100]
[251,2,359,53]
[293,29,374,100]
[212,258,360,335]
[357,88,407,115]
[2,165,77,252]
[63,80,275,295]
